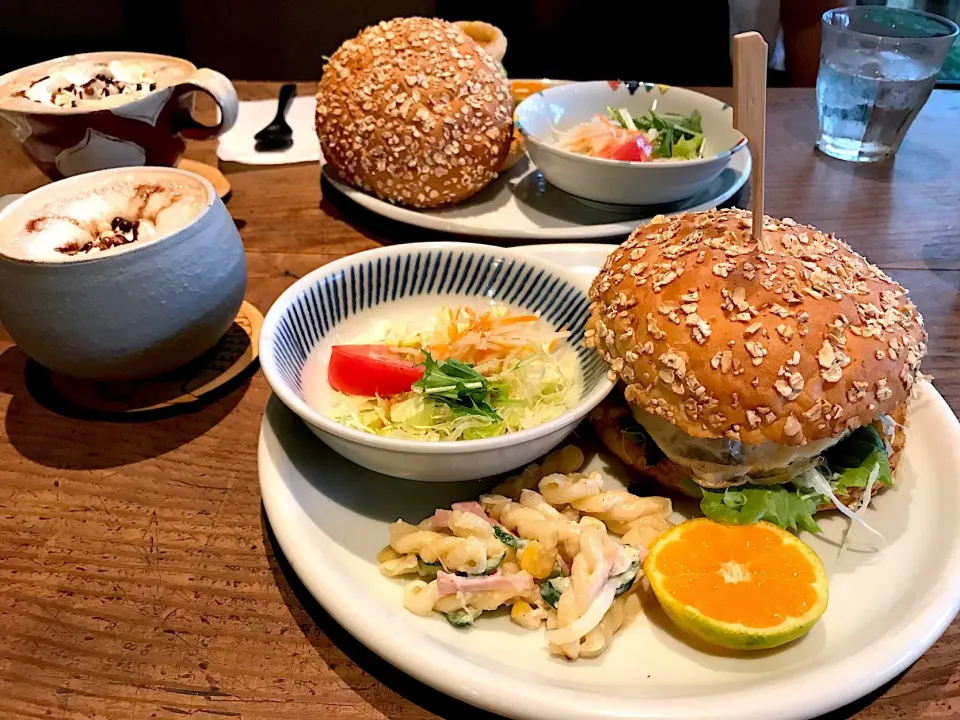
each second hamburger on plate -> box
[586,208,927,535]
[315,17,513,209]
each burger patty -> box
[629,405,846,488]
[589,398,690,495]
[590,394,907,511]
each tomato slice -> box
[328,345,424,396]
[609,135,652,162]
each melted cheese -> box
[632,407,847,488]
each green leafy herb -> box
[494,525,527,548]
[655,122,674,158]
[822,425,892,496]
[548,558,564,579]
[539,576,571,609]
[612,559,641,597]
[681,478,821,534]
[606,107,705,159]
[417,556,441,580]
[412,351,504,421]
[445,607,482,628]
[606,106,635,130]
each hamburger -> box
[586,208,926,533]
[315,17,513,208]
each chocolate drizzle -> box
[31,183,171,256]
[56,217,140,255]
[21,68,159,108]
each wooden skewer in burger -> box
[587,33,926,534]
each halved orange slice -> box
[644,518,828,650]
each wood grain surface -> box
[0,82,957,720]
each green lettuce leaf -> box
[677,109,703,134]
[677,425,892,535]
[822,425,892,496]
[680,478,821,534]
[673,133,703,159]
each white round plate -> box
[259,243,960,720]
[321,149,750,241]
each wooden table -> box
[0,82,957,720]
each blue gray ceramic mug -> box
[0,166,246,380]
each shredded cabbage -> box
[859,463,880,516]
[334,351,579,440]
[331,306,581,441]
[841,462,883,553]
[794,467,885,549]
[876,414,901,456]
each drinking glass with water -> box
[817,6,958,163]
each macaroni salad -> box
[377,445,675,660]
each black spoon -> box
[255,83,296,152]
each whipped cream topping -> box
[22,60,159,108]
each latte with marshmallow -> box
[0,174,208,262]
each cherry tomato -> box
[328,345,424,396]
[609,135,652,162]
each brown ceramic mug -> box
[0,51,239,179]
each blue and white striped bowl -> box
[259,242,614,482]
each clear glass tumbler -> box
[816,6,959,162]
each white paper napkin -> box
[217,95,322,165]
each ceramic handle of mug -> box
[179,69,239,140]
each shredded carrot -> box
[376,305,570,371]
[495,314,539,326]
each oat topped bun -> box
[587,208,927,448]
[315,17,513,208]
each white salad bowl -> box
[515,81,747,207]
[259,242,615,482]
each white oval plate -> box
[260,243,960,720]
[321,148,750,241]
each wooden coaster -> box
[178,158,232,199]
[0,193,25,213]
[46,301,261,415]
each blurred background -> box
[1,0,957,86]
